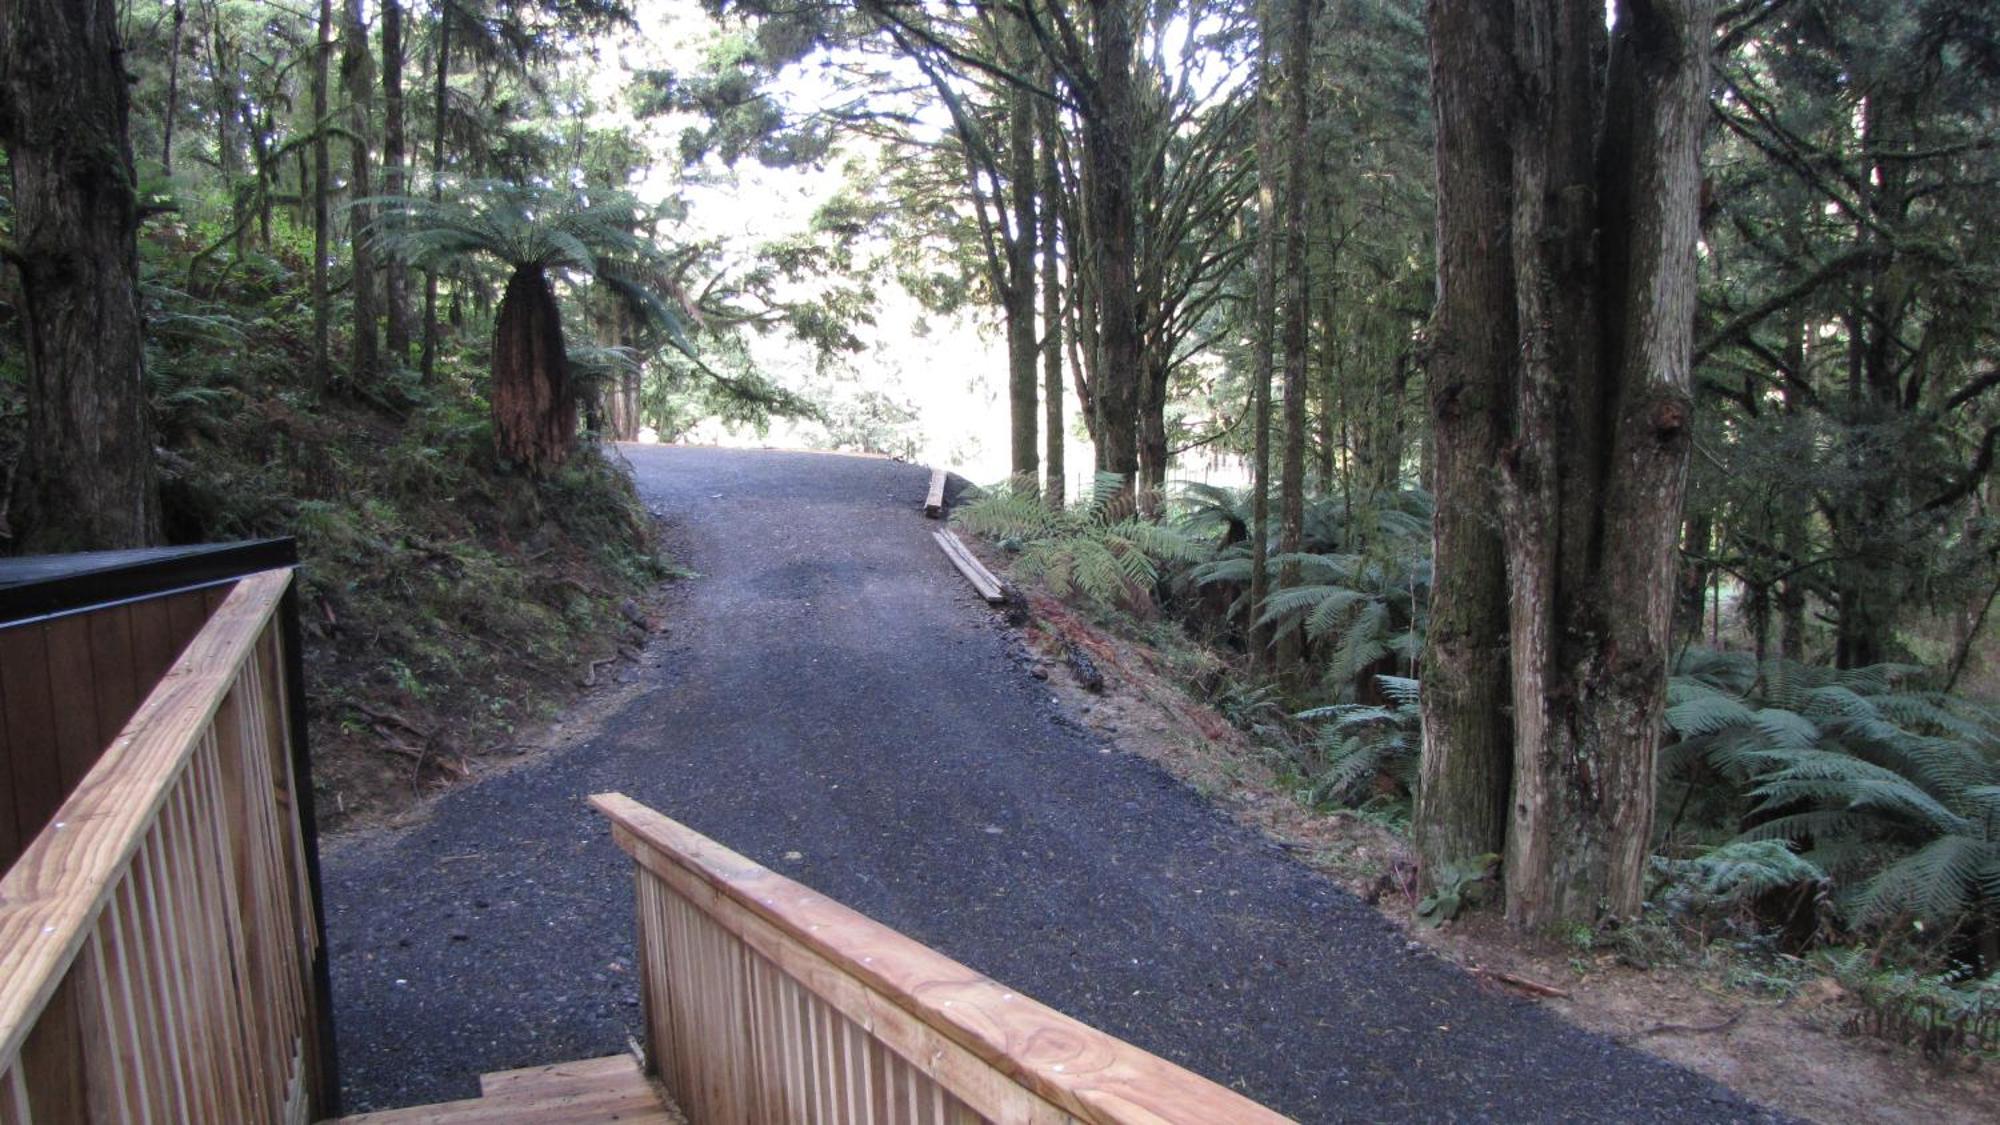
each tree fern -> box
[1663,651,2000,933]
[1296,675,1422,807]
[952,473,1201,608]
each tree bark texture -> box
[1247,0,1281,667]
[1275,0,1312,669]
[1082,0,1140,495]
[163,0,184,176]
[1417,0,1516,880]
[421,6,449,382]
[312,0,333,392]
[1041,91,1066,507]
[1006,25,1040,487]
[0,0,160,549]
[492,267,577,471]
[342,0,378,384]
[1420,0,1712,928]
[382,0,412,362]
[1499,0,1713,927]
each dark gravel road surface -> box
[322,445,1779,1122]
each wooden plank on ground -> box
[932,531,1005,604]
[924,467,947,519]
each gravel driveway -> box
[321,445,1779,1121]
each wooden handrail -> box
[593,791,1293,1125]
[0,568,320,1121]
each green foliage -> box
[953,473,1204,609]
[1295,675,1421,808]
[1662,651,2000,938]
[1187,489,1431,696]
[1825,950,2000,1059]
[1416,853,1499,928]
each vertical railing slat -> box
[0,570,319,1124]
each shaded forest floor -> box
[987,535,1998,1124]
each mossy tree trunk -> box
[1417,0,1515,881]
[492,265,577,471]
[1,0,160,549]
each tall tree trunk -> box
[1315,297,1337,492]
[1005,35,1039,487]
[1138,352,1170,499]
[421,5,449,381]
[1041,91,1065,508]
[382,0,411,363]
[492,266,576,470]
[1248,0,1281,667]
[1498,0,1713,927]
[1415,0,1519,884]
[1082,0,1139,496]
[1275,0,1312,668]
[311,0,334,393]
[209,7,240,253]
[2,0,160,549]
[163,0,184,176]
[342,0,379,385]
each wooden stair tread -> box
[321,1054,676,1124]
[478,1054,641,1097]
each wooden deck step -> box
[321,1054,679,1124]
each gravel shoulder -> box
[321,445,1781,1121]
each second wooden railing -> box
[0,569,325,1124]
[593,793,1293,1124]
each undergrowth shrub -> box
[952,472,1203,609]
[1663,651,2000,951]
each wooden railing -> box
[594,793,1294,1125]
[0,570,325,1124]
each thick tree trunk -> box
[1041,92,1065,508]
[382,0,412,363]
[1417,0,1515,879]
[492,267,576,470]
[312,0,333,392]
[342,0,379,385]
[1,0,159,549]
[1499,0,1712,928]
[1083,0,1139,495]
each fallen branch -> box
[346,700,430,738]
[580,656,616,687]
[1470,966,1571,999]
[1621,1012,1742,1042]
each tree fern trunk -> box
[492,266,576,471]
